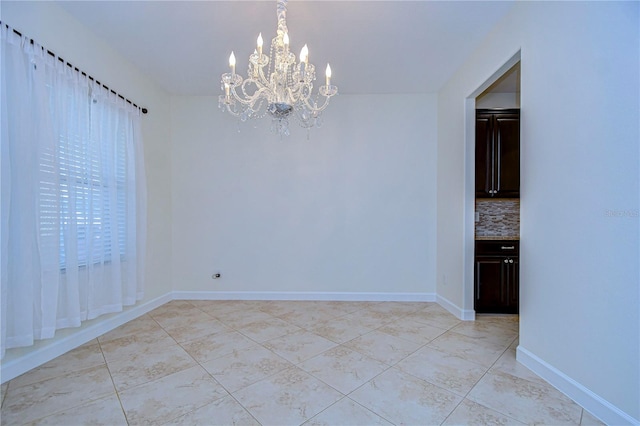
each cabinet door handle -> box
[504,259,509,263]
[501,246,515,250]
[509,259,514,264]
[490,126,496,196]
[496,131,502,194]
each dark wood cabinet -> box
[474,241,519,314]
[476,109,520,198]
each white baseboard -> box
[177,291,478,323]
[175,291,476,321]
[436,294,476,321]
[517,345,639,426]
[0,293,171,384]
[172,291,437,303]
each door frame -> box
[463,51,521,318]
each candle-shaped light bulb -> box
[283,32,289,49]
[229,51,236,75]
[299,44,309,82]
[300,44,309,64]
[325,63,332,86]
[257,33,263,56]
[224,82,230,98]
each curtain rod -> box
[2,22,148,115]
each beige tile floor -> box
[1,300,606,425]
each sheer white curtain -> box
[0,24,146,359]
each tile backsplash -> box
[475,199,520,238]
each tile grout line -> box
[447,333,532,425]
[387,320,471,426]
[322,309,463,426]
[197,301,425,425]
[97,336,131,425]
[110,310,224,424]
[218,307,397,424]
[391,319,522,425]
[5,339,122,426]
[176,302,342,424]
[147,311,215,425]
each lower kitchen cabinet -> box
[474,241,519,314]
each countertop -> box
[475,236,519,241]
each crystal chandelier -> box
[219,0,338,136]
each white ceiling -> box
[56,1,515,96]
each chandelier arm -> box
[229,87,251,106]
[257,67,270,87]
[250,97,266,114]
[230,86,261,107]
[248,87,271,110]
[232,79,271,106]
[289,80,314,101]
[299,82,313,100]
[301,93,331,113]
[224,102,242,117]
[240,79,259,99]
[284,86,299,105]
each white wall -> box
[476,92,519,109]
[438,1,639,423]
[171,94,438,298]
[1,1,173,376]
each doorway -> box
[462,52,521,318]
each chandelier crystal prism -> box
[218,0,338,136]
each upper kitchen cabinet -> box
[475,109,520,198]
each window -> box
[39,99,130,269]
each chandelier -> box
[218,0,338,136]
